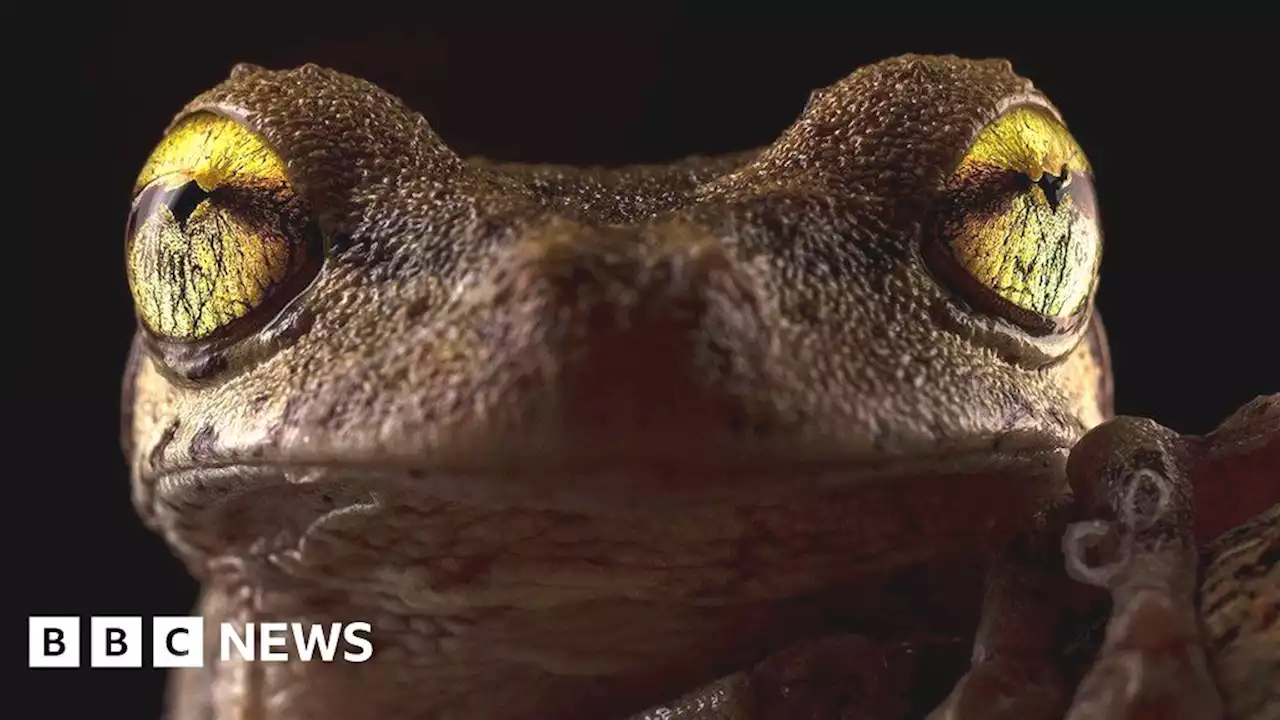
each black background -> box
[20,7,1277,718]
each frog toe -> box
[928,503,1076,720]
[927,658,1064,720]
[1062,418,1222,718]
[1064,589,1222,720]
[1063,401,1279,719]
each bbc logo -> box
[29,616,204,668]
[30,616,373,667]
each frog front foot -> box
[1058,416,1224,720]
[631,633,969,720]
[925,500,1076,720]
[1062,395,1277,720]
[631,396,1276,720]
[936,394,1278,720]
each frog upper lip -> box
[144,438,1074,519]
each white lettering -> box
[259,622,289,661]
[292,622,342,662]
[342,622,373,662]
[220,623,254,661]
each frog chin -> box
[141,444,1047,720]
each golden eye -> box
[925,105,1101,335]
[125,112,321,343]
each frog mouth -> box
[140,446,1070,664]
[144,438,1072,524]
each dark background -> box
[20,7,1276,718]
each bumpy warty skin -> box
[121,55,1114,719]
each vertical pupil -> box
[165,180,212,229]
[1035,169,1070,212]
[126,178,213,240]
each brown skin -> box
[1059,400,1278,720]
[121,55,1276,719]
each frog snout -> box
[470,219,779,457]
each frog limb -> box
[1062,395,1278,720]
[1187,394,1279,542]
[1199,503,1278,720]
[926,503,1073,720]
[628,635,932,720]
[1192,394,1278,720]
[1061,419,1219,718]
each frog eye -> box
[125,112,322,343]
[924,105,1102,336]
